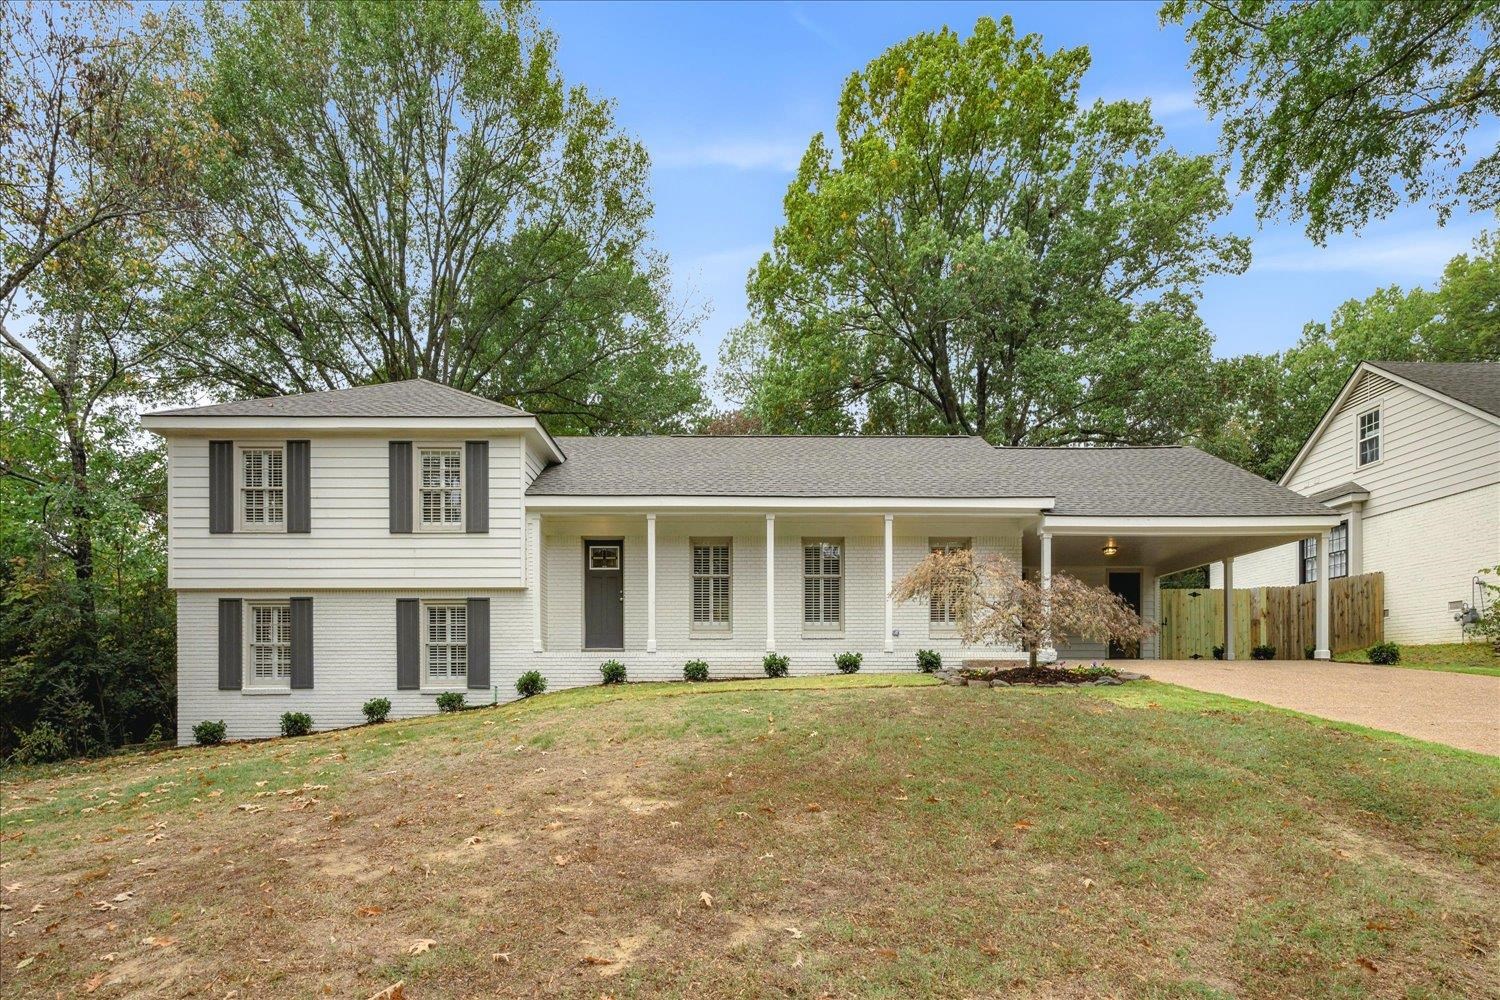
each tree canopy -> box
[1163,0,1500,242]
[174,0,704,433]
[727,16,1248,445]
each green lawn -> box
[3,676,1496,998]
[1338,641,1500,677]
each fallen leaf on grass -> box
[142,936,175,948]
[1013,819,1032,831]
[463,836,482,846]
[580,955,614,966]
[1081,878,1096,890]
[491,952,511,964]
[804,803,822,813]
[407,939,436,956]
[1356,957,1379,973]
[366,982,404,1000]
[698,891,713,909]
[14,956,34,971]
[112,891,133,902]
[979,942,1002,957]
[83,971,107,993]
[356,906,383,917]
[92,901,116,912]
[552,855,570,867]
[785,927,804,939]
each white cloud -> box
[1252,226,1487,278]
[787,3,848,54]
[654,138,807,173]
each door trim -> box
[582,538,625,651]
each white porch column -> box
[1314,529,1331,659]
[883,514,894,653]
[1039,530,1054,654]
[528,513,543,653]
[1222,557,1235,660]
[1346,504,1363,577]
[645,513,657,654]
[765,514,776,652]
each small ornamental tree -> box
[891,550,1155,668]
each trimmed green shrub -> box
[1211,644,1225,660]
[834,651,862,674]
[1304,645,1317,659]
[916,649,942,673]
[280,711,313,737]
[1250,644,1276,660]
[516,670,547,698]
[363,697,392,724]
[762,652,789,678]
[683,659,710,682]
[1367,641,1401,665]
[435,691,465,713]
[193,719,227,746]
[600,659,627,685]
[11,722,68,764]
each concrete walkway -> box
[1120,658,1500,756]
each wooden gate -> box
[1160,572,1383,659]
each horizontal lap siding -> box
[169,435,526,589]
[1052,564,1158,663]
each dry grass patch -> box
[2,677,1496,998]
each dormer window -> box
[238,444,285,530]
[1356,407,1381,466]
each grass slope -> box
[2,677,1496,999]
[1338,641,1500,677]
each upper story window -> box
[247,602,291,687]
[1356,407,1381,466]
[423,602,467,686]
[691,539,732,631]
[802,539,843,630]
[417,446,463,530]
[238,445,285,530]
[929,538,971,629]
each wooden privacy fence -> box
[1160,572,1383,660]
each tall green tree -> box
[1163,0,1500,242]
[731,16,1248,445]
[1195,235,1500,480]
[176,0,703,433]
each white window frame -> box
[1355,405,1382,467]
[928,537,971,635]
[801,537,844,634]
[413,443,465,532]
[689,538,732,635]
[244,600,291,689]
[421,601,468,688]
[235,442,287,533]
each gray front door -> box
[584,540,624,649]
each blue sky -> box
[536,0,1493,382]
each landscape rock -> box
[1093,677,1124,686]
[990,680,1010,688]
[966,678,989,688]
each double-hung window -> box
[1300,521,1350,583]
[423,602,467,686]
[690,539,732,632]
[928,538,971,631]
[1298,536,1318,584]
[1356,407,1381,466]
[238,445,285,530]
[247,602,291,688]
[417,446,463,530]
[802,539,843,631]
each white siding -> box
[1211,372,1500,645]
[167,434,526,590]
[1053,564,1159,664]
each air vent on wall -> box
[1343,372,1395,410]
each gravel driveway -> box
[1122,658,1500,756]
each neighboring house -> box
[142,380,1339,742]
[1210,362,1500,644]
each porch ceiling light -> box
[1101,538,1119,557]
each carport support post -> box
[646,513,657,654]
[765,514,776,653]
[1314,529,1332,660]
[1222,557,1235,660]
[883,514,894,653]
[1039,530,1054,660]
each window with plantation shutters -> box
[416,447,463,530]
[238,445,285,530]
[423,602,467,686]
[690,539,731,631]
[247,602,291,687]
[928,538,971,629]
[802,539,843,630]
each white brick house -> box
[1211,362,1500,644]
[143,380,1341,742]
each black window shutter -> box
[286,440,311,534]
[289,597,314,689]
[465,440,489,533]
[466,597,490,690]
[209,441,234,534]
[396,599,420,689]
[218,598,242,690]
[389,441,412,533]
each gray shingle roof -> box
[149,378,531,419]
[1307,481,1368,503]
[1368,361,1500,418]
[526,436,1332,517]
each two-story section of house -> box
[1211,362,1500,644]
[145,378,1342,744]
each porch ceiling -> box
[1024,526,1326,577]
